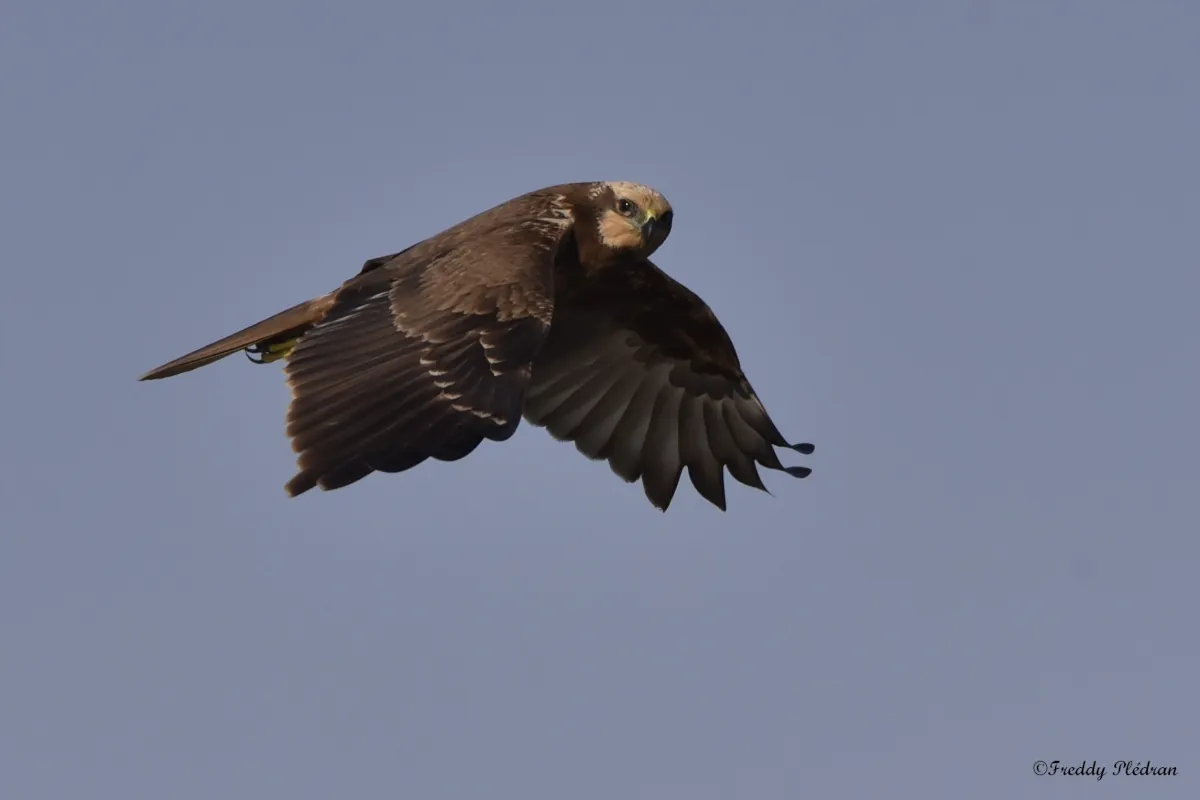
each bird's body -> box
[141,181,814,510]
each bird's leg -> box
[245,339,297,365]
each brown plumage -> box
[140,181,815,510]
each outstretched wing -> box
[523,260,813,511]
[283,199,572,496]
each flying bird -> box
[140,181,815,510]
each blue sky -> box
[3,2,1198,798]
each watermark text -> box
[1032,760,1177,781]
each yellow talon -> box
[246,338,297,365]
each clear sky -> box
[3,1,1198,798]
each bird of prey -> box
[140,181,815,511]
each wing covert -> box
[282,206,569,496]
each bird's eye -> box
[617,198,637,217]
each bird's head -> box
[594,181,674,258]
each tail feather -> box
[139,295,334,381]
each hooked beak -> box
[640,209,672,242]
[640,216,656,240]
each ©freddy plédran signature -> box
[1032,760,1178,780]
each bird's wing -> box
[523,259,813,511]
[282,197,572,496]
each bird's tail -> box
[139,295,334,381]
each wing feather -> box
[571,367,644,458]
[524,259,813,511]
[281,195,570,496]
[640,384,685,510]
[602,371,664,483]
[540,363,623,439]
[705,400,765,491]
[679,393,726,510]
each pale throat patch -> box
[597,210,645,249]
